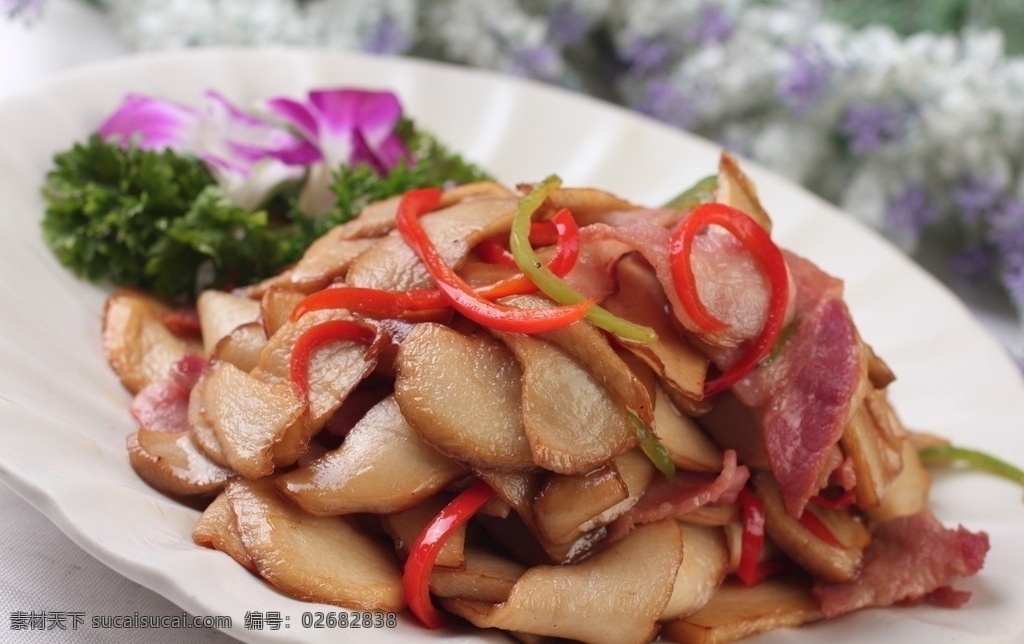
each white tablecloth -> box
[1,3,1021,644]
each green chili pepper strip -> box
[918,445,1024,490]
[662,174,718,210]
[510,175,657,343]
[628,412,676,478]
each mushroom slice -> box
[196,289,261,357]
[260,287,305,338]
[192,492,255,573]
[430,546,526,604]
[102,288,199,395]
[542,186,639,226]
[346,195,519,291]
[394,323,534,471]
[255,310,382,466]
[660,524,730,621]
[288,234,377,292]
[478,469,605,565]
[226,478,404,611]
[380,493,467,569]
[660,574,821,643]
[210,321,266,373]
[533,466,627,545]
[714,151,773,232]
[585,449,658,532]
[332,193,403,239]
[127,428,231,497]
[203,361,305,479]
[840,387,905,510]
[654,385,723,473]
[446,520,683,644]
[187,383,228,467]
[501,293,655,424]
[867,436,930,523]
[753,473,869,583]
[277,396,465,515]
[603,254,709,401]
[498,333,634,475]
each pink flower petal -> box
[98,94,201,150]
[278,88,409,170]
[265,97,320,142]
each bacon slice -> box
[606,450,749,542]
[812,511,989,618]
[729,253,866,517]
[129,354,207,431]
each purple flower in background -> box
[885,185,937,242]
[839,101,910,153]
[265,88,408,174]
[951,244,996,279]
[622,36,676,77]
[547,2,591,47]
[362,14,410,55]
[1000,250,1024,307]
[508,43,562,81]
[954,174,1005,226]
[635,79,697,130]
[777,43,833,115]
[2,0,43,23]
[685,3,734,45]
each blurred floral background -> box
[6,0,1024,363]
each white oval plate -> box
[0,48,1022,643]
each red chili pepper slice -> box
[404,480,496,629]
[798,508,843,549]
[395,188,590,333]
[476,208,580,300]
[475,236,514,266]
[477,221,561,267]
[669,203,790,397]
[289,319,377,399]
[736,487,766,586]
[290,286,448,321]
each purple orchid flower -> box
[97,91,316,210]
[98,93,203,150]
[262,88,410,215]
[2,0,44,24]
[264,88,409,175]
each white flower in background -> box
[422,0,569,84]
[103,0,307,49]
[305,0,419,54]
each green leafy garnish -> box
[41,134,218,297]
[40,120,491,301]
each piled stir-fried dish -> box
[106,153,989,643]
